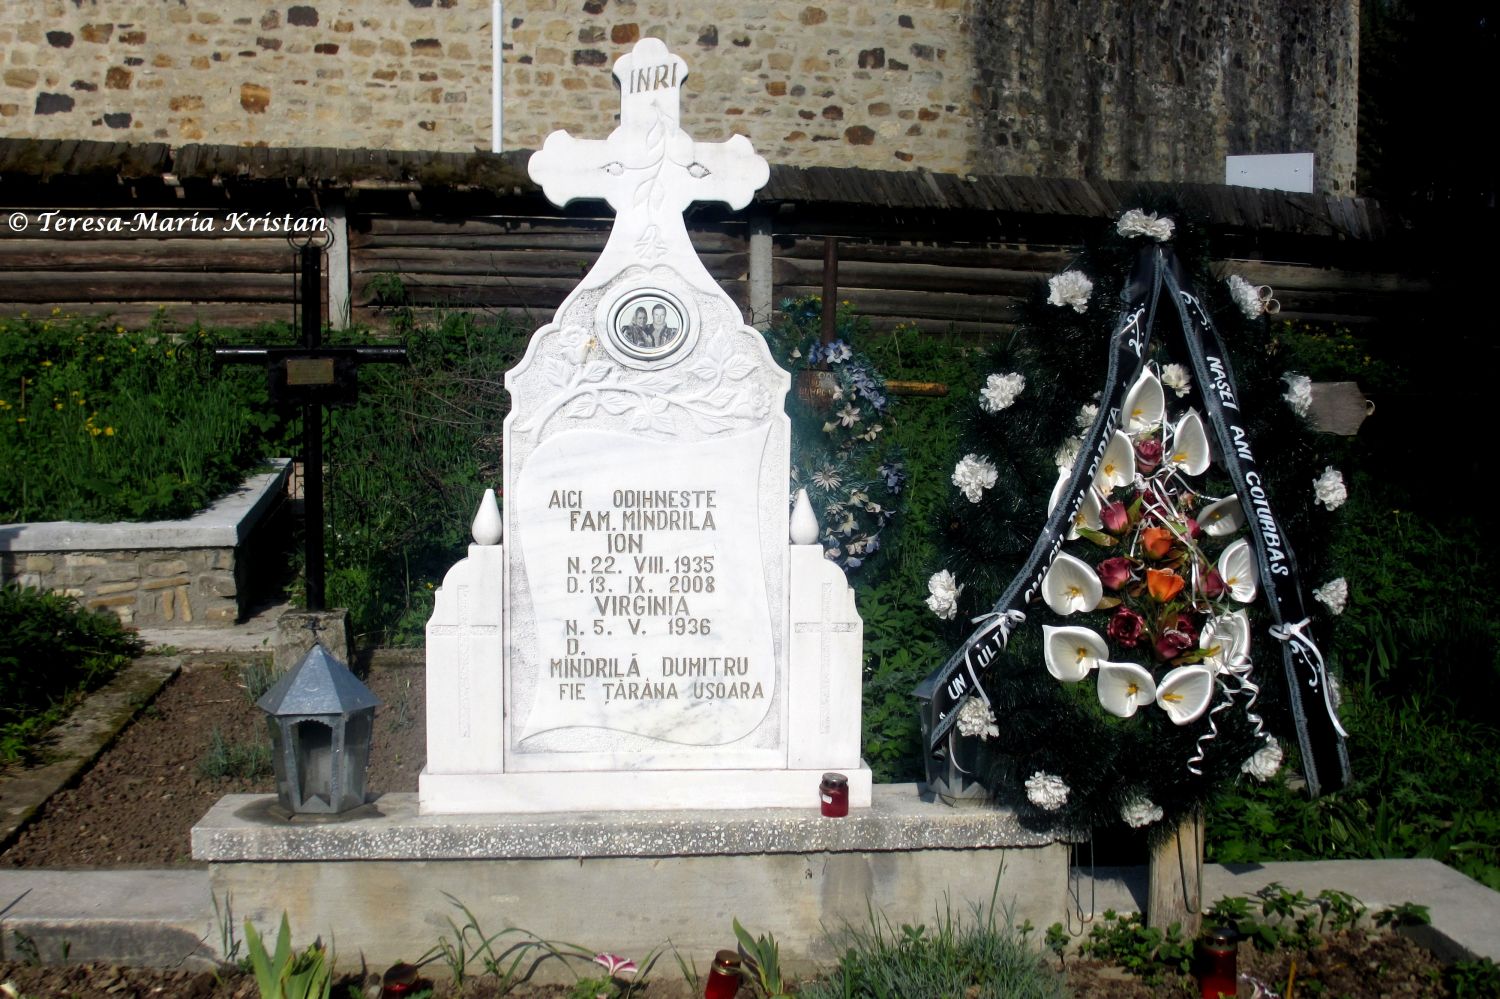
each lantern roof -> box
[256,642,380,717]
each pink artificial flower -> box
[1135,438,1163,474]
[1154,628,1194,662]
[1202,569,1227,599]
[593,955,638,978]
[1097,556,1133,591]
[1101,501,1129,535]
[1107,607,1146,648]
[1164,611,1199,644]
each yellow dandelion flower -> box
[53,402,63,410]
[89,426,101,436]
[51,307,61,316]
[115,325,125,334]
[16,417,25,423]
[104,426,115,436]
[40,360,52,367]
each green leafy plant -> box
[0,585,144,765]
[732,918,786,998]
[1373,901,1431,929]
[0,312,288,523]
[1448,956,1500,998]
[1079,910,1193,985]
[243,913,331,999]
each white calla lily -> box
[1041,552,1103,616]
[1198,494,1245,537]
[1043,625,1109,682]
[1094,431,1136,491]
[1097,661,1157,718]
[1200,611,1252,670]
[1048,469,1101,540]
[1217,539,1259,603]
[1123,368,1165,433]
[1168,410,1211,475]
[1155,664,1216,725]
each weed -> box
[1079,910,1193,984]
[198,727,273,781]
[244,913,331,999]
[239,659,277,705]
[213,892,242,966]
[794,890,1066,999]
[1374,901,1431,928]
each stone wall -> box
[0,1,1356,189]
[969,0,1360,194]
[2,548,241,627]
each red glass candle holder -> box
[820,772,849,817]
[1196,926,1238,999]
[704,949,742,999]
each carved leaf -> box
[603,161,624,176]
[543,357,570,388]
[720,352,754,381]
[636,375,676,394]
[567,395,598,419]
[599,393,632,416]
[579,361,611,384]
[687,162,710,179]
[688,357,720,381]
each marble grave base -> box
[193,784,1073,980]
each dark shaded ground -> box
[2,655,426,868]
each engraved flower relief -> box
[518,328,768,436]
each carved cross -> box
[427,584,499,739]
[795,581,858,734]
[527,37,770,289]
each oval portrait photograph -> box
[611,293,686,359]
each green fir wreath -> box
[763,297,905,574]
[925,205,1354,837]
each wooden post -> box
[820,236,838,344]
[1147,809,1204,937]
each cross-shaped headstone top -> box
[528,38,769,292]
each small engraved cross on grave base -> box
[527,37,769,294]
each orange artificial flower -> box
[1147,567,1186,602]
[1141,525,1175,559]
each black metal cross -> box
[214,242,406,611]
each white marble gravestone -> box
[420,38,871,813]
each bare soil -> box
[0,657,1464,996]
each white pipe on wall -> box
[491,0,503,153]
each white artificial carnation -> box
[1117,209,1175,241]
[1025,771,1070,811]
[926,569,963,620]
[1283,372,1314,418]
[1228,274,1266,319]
[1121,797,1164,828]
[980,372,1026,414]
[1047,271,1094,313]
[1054,436,1083,472]
[1241,738,1284,782]
[1160,363,1192,399]
[952,453,999,504]
[1313,466,1347,511]
[956,696,1000,740]
[1328,671,1343,712]
[1313,577,1349,616]
[1076,402,1099,430]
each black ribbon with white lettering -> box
[922,245,1350,797]
[922,246,1163,752]
[1162,252,1350,796]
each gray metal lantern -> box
[257,643,380,815]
